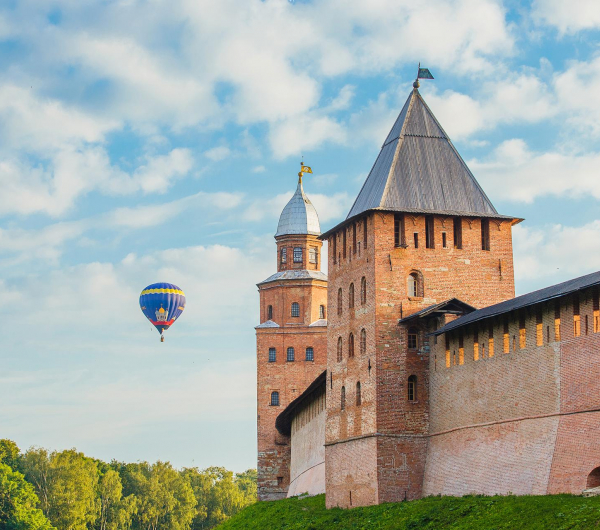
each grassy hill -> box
[218,493,600,529]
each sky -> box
[1,0,600,473]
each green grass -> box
[218,493,600,529]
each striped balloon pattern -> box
[139,282,186,338]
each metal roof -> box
[346,88,505,220]
[309,319,327,327]
[398,298,476,324]
[255,320,280,329]
[257,269,328,286]
[433,270,600,336]
[275,370,326,436]
[275,178,321,237]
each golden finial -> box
[298,160,313,184]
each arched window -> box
[408,327,418,350]
[268,348,276,362]
[337,288,343,316]
[293,247,303,263]
[408,375,417,401]
[356,382,361,406]
[349,283,355,308]
[360,277,366,305]
[341,386,346,410]
[305,347,314,361]
[337,337,343,362]
[587,467,600,488]
[271,391,280,406]
[360,329,366,355]
[280,248,287,263]
[309,247,318,264]
[348,333,354,358]
[267,305,273,320]
[287,347,295,362]
[408,273,419,297]
[291,302,300,317]
[319,305,326,319]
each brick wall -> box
[325,211,516,507]
[428,287,600,496]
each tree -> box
[0,439,21,472]
[96,469,136,530]
[0,462,55,530]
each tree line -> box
[0,439,256,530]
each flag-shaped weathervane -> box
[414,63,434,88]
[298,161,312,182]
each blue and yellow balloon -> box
[139,282,186,342]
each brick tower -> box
[321,84,520,508]
[256,172,328,500]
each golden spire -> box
[298,159,313,184]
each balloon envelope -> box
[139,282,186,336]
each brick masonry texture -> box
[256,234,327,501]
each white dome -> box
[275,179,321,237]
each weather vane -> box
[298,159,313,184]
[413,62,434,89]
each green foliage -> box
[0,462,55,530]
[0,440,256,530]
[217,493,600,530]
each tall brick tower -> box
[256,172,328,500]
[321,84,520,508]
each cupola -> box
[275,177,321,237]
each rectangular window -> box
[453,217,462,249]
[268,348,276,362]
[425,215,435,249]
[305,347,314,361]
[488,322,494,358]
[332,235,337,264]
[414,233,419,249]
[519,316,526,349]
[536,311,543,346]
[458,334,464,365]
[442,232,447,248]
[481,219,490,251]
[473,329,479,361]
[353,223,357,255]
[446,349,451,368]
[573,295,581,337]
[394,214,406,247]
[309,247,318,264]
[503,320,509,353]
[281,247,287,263]
[555,301,561,342]
[293,247,302,263]
[363,217,368,248]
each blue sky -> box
[1,0,600,473]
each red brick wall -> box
[325,212,516,508]
[257,236,328,501]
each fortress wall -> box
[288,392,326,497]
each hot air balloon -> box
[139,282,186,342]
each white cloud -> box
[204,146,231,162]
[470,139,600,203]
[514,221,600,286]
[251,165,266,173]
[533,0,600,34]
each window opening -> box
[408,375,417,401]
[267,305,273,320]
[473,329,479,361]
[356,382,361,406]
[271,391,280,406]
[519,315,526,349]
[488,322,494,357]
[309,247,318,264]
[360,277,366,305]
[343,230,347,259]
[305,347,314,361]
[408,327,418,350]
[503,320,509,353]
[453,217,462,249]
[481,219,490,251]
[363,217,368,248]
[341,386,346,411]
[332,235,337,264]
[573,295,581,337]
[349,283,355,308]
[268,348,276,362]
[360,329,366,356]
[536,311,543,346]
[291,302,300,317]
[293,247,302,263]
[394,214,406,247]
[353,223,357,255]
[442,232,447,248]
[287,347,295,362]
[280,247,287,263]
[413,233,419,248]
[555,301,561,342]
[348,333,354,358]
[425,215,435,248]
[337,337,343,362]
[408,273,419,297]
[458,334,464,365]
[445,335,451,368]
[337,288,343,316]
[319,305,325,320]
[594,289,599,333]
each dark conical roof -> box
[345,88,509,220]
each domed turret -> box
[275,178,321,237]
